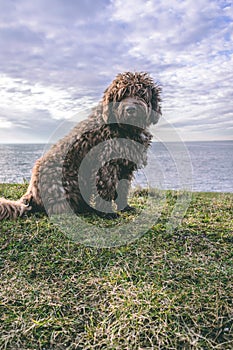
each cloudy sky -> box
[0,0,232,143]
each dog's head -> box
[102,72,162,128]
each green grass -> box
[0,184,232,349]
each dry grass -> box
[0,184,232,349]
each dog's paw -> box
[100,212,120,220]
[120,205,137,213]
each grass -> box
[0,183,232,349]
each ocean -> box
[0,141,232,193]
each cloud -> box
[0,0,232,142]
[0,106,76,143]
[108,0,233,140]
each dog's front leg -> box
[115,178,136,213]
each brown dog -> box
[0,72,161,220]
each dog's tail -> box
[0,198,31,220]
[0,159,43,221]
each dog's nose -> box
[126,106,137,114]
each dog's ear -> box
[102,99,110,124]
[102,85,113,123]
[149,109,160,125]
[150,85,162,124]
[102,98,116,124]
[102,86,118,124]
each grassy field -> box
[0,184,232,349]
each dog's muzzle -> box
[116,97,149,127]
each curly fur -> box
[0,72,161,220]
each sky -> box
[0,0,232,143]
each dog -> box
[0,72,161,220]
